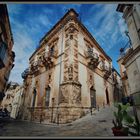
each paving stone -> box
[0,106,117,137]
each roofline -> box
[29,9,78,60]
[29,8,112,62]
[39,8,79,44]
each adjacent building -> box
[1,82,24,119]
[116,4,140,120]
[0,4,15,105]
[22,9,122,123]
[112,68,123,103]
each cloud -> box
[8,24,35,84]
[7,4,55,84]
[7,4,23,15]
[7,7,36,84]
[83,4,128,52]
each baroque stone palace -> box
[21,9,122,123]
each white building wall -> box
[94,73,106,107]
[126,13,140,50]
[39,72,47,97]
[79,62,90,107]
[78,32,85,55]
[107,80,114,105]
[126,60,140,95]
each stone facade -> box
[117,4,140,121]
[22,9,121,124]
[0,4,15,105]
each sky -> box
[7,3,129,84]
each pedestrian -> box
[90,106,92,115]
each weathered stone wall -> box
[125,51,140,96]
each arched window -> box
[45,86,51,106]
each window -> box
[90,87,96,108]
[45,86,51,107]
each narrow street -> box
[0,105,115,137]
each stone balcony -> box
[100,64,112,79]
[42,50,58,68]
[84,50,99,68]
[30,61,40,74]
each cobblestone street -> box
[0,105,115,137]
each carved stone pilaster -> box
[58,80,84,123]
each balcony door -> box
[90,87,96,108]
[45,86,51,107]
[105,88,110,105]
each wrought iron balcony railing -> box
[84,50,99,68]
[30,61,40,74]
[42,50,58,68]
[100,63,112,79]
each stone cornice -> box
[122,45,140,65]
